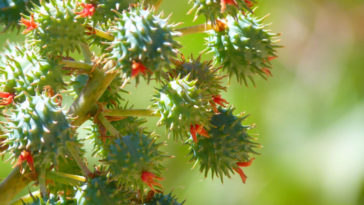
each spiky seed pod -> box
[169,55,226,96]
[26,0,87,57]
[4,94,79,171]
[0,44,64,99]
[108,6,181,80]
[206,13,279,85]
[0,0,40,30]
[86,0,134,25]
[153,76,212,140]
[104,132,165,190]
[145,192,184,205]
[88,116,146,157]
[189,107,259,182]
[75,175,133,205]
[23,194,74,205]
[189,0,255,23]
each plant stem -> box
[66,142,93,178]
[98,113,120,137]
[103,109,160,117]
[69,60,119,126]
[80,42,93,64]
[47,171,86,185]
[177,24,213,35]
[87,26,114,41]
[61,59,93,72]
[39,170,47,197]
[10,191,40,205]
[0,166,33,205]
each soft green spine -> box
[189,107,259,182]
[104,132,164,189]
[4,94,79,170]
[108,6,181,80]
[189,0,255,23]
[0,44,64,98]
[206,13,278,84]
[75,175,133,205]
[23,194,75,205]
[153,76,211,140]
[27,0,86,57]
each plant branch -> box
[68,60,119,126]
[10,191,40,205]
[61,59,93,72]
[177,24,213,35]
[0,166,33,205]
[86,26,114,41]
[47,171,86,185]
[98,113,120,137]
[80,42,93,64]
[103,109,160,117]
[66,142,93,177]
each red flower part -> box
[0,92,15,105]
[244,0,254,8]
[234,158,255,183]
[20,15,37,34]
[261,68,272,77]
[131,61,148,77]
[141,171,164,192]
[14,150,35,171]
[268,56,278,61]
[190,124,209,143]
[220,0,237,13]
[75,3,95,18]
[210,95,228,113]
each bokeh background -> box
[1,0,364,204]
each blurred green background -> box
[1,0,364,204]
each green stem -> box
[10,191,40,205]
[66,142,93,177]
[177,24,212,35]
[39,170,47,197]
[98,113,120,137]
[69,60,119,126]
[61,59,93,72]
[80,42,93,64]
[0,166,33,205]
[47,171,86,185]
[89,27,114,41]
[103,109,160,117]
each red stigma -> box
[190,124,209,143]
[234,158,255,183]
[75,3,95,18]
[20,15,37,34]
[141,171,164,192]
[131,61,148,77]
[0,92,15,105]
[220,0,237,13]
[14,150,34,171]
[210,95,228,113]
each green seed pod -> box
[153,76,211,140]
[75,175,132,205]
[189,0,255,23]
[0,44,65,98]
[86,0,134,25]
[26,0,87,57]
[4,94,79,171]
[107,5,181,80]
[23,194,74,205]
[189,107,259,182]
[206,13,279,85]
[104,132,164,189]
[169,55,226,96]
[145,192,184,205]
[0,0,40,30]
